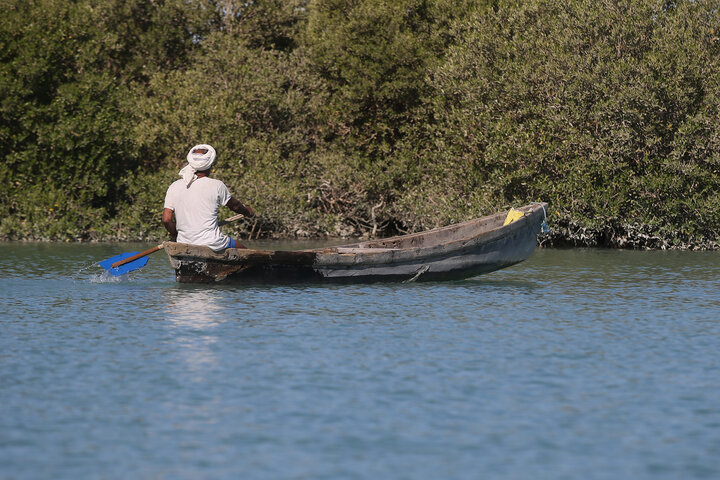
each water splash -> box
[89,270,128,283]
[72,261,129,283]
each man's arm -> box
[226,197,255,217]
[162,208,178,241]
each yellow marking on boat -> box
[503,208,526,226]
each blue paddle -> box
[98,245,163,276]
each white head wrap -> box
[179,144,216,186]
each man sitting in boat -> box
[162,144,254,251]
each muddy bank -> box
[541,220,720,251]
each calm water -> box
[1,242,719,480]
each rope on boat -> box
[531,202,551,235]
[404,265,430,283]
[531,202,552,247]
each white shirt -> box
[164,177,232,251]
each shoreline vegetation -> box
[3,1,719,250]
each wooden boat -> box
[164,202,548,284]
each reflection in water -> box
[164,288,225,326]
[163,288,227,381]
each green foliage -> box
[2,0,720,247]
[0,0,216,240]
[219,0,309,51]
[410,0,720,245]
[303,0,478,158]
[1,1,132,239]
[84,0,219,81]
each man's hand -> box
[162,208,178,241]
[226,197,255,218]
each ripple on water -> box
[1,245,720,479]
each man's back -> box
[164,176,232,251]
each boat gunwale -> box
[322,203,546,255]
[163,203,547,267]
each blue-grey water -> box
[1,242,719,480]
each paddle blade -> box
[98,252,150,276]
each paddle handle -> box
[111,244,164,268]
[218,213,244,226]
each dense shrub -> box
[401,0,720,246]
[2,0,719,247]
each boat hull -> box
[164,203,548,284]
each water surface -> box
[1,243,719,479]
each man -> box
[163,144,254,251]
